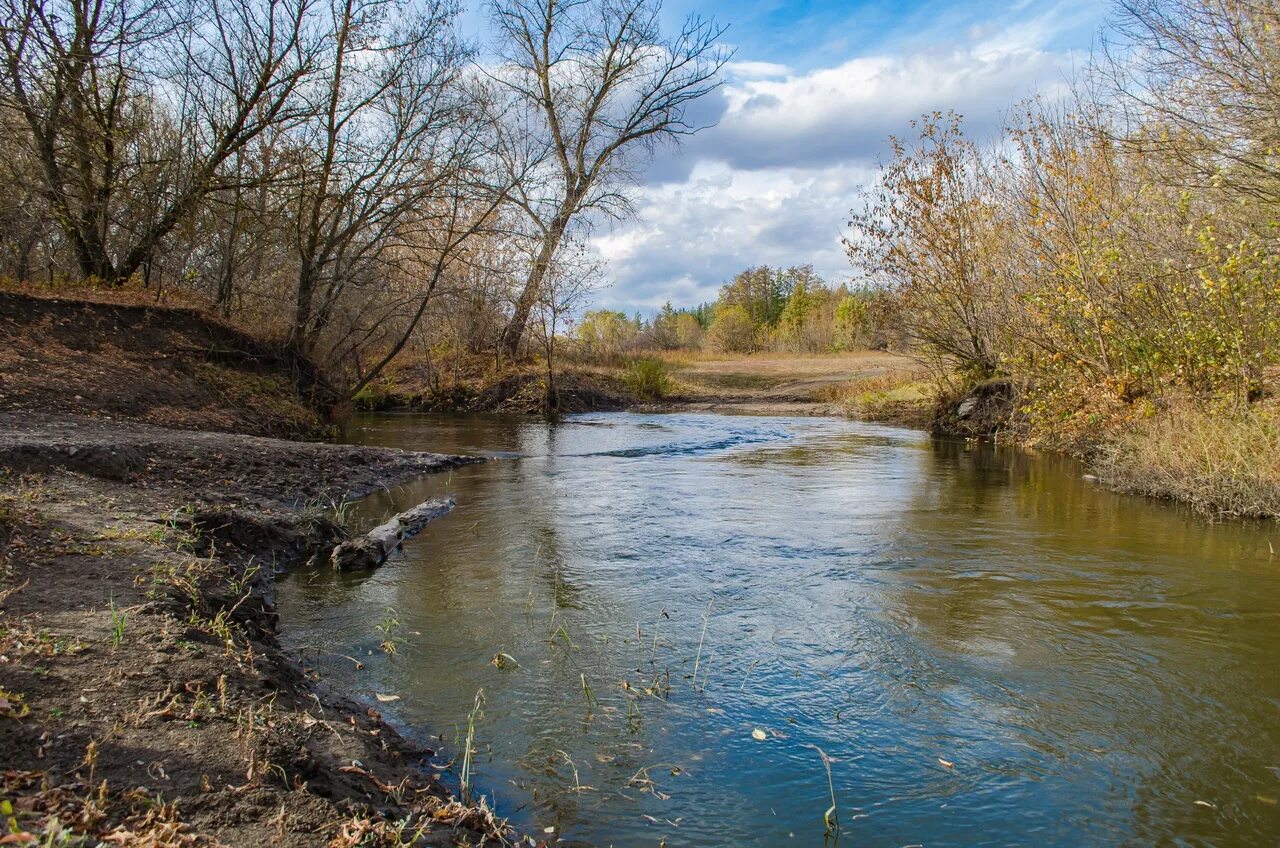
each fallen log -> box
[330,496,456,572]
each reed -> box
[691,597,713,690]
[810,745,840,841]
[460,688,485,805]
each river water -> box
[276,412,1280,847]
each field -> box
[659,350,930,419]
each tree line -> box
[846,0,1280,445]
[579,0,1278,459]
[575,264,887,360]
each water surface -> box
[277,412,1280,847]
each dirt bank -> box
[0,412,522,846]
[0,291,335,437]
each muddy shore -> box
[0,412,521,846]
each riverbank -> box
[924,376,1280,521]
[0,290,336,438]
[0,412,518,845]
[357,349,926,420]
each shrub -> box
[623,357,673,400]
[706,304,757,353]
[352,379,393,411]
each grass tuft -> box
[108,598,126,649]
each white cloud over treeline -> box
[588,1,1102,314]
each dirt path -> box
[0,414,518,847]
[666,351,920,416]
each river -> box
[276,411,1280,847]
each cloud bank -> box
[587,3,1100,314]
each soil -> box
[929,379,1019,439]
[0,291,336,437]
[0,411,519,847]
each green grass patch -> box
[622,357,674,400]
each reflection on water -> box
[277,412,1280,847]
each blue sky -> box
[467,0,1113,314]
[679,0,1104,64]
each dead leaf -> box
[751,728,767,741]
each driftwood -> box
[330,496,455,572]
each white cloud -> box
[667,43,1079,177]
[589,160,875,313]
[585,7,1097,315]
[723,60,792,80]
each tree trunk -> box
[499,208,571,358]
[293,259,317,348]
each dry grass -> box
[1095,401,1280,519]
[0,273,213,314]
[672,349,911,379]
[819,367,935,426]
[655,349,920,405]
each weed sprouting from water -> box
[556,749,594,793]
[490,651,519,670]
[808,745,840,842]
[376,608,401,657]
[626,763,679,801]
[460,688,485,805]
[691,597,714,691]
[550,623,575,649]
[740,658,763,691]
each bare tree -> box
[332,174,519,398]
[1106,0,1280,204]
[532,236,598,411]
[0,107,54,280]
[488,0,729,357]
[0,0,323,284]
[287,0,474,349]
